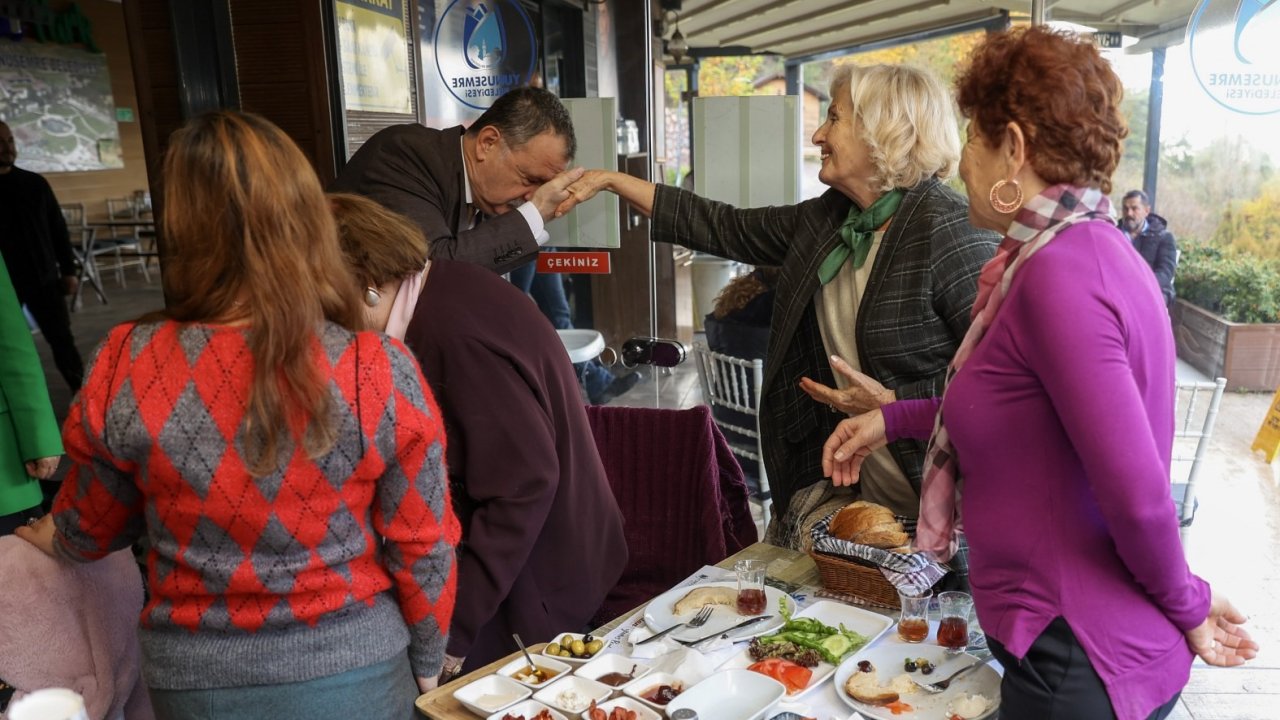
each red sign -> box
[537,251,612,274]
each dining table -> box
[415,542,916,720]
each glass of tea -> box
[937,591,973,653]
[735,559,768,615]
[896,587,932,643]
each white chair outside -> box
[98,197,152,287]
[1171,377,1227,535]
[692,341,771,528]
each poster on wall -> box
[0,40,122,172]
[336,0,413,114]
[421,0,539,128]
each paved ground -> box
[27,280,1280,718]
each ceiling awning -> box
[670,0,1199,62]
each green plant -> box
[1177,244,1280,323]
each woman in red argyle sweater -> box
[18,111,460,719]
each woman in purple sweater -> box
[822,27,1256,720]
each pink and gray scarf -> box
[916,184,1113,560]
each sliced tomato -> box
[884,700,914,715]
[747,657,813,695]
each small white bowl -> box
[498,655,574,689]
[533,676,613,715]
[574,654,652,691]
[485,699,568,720]
[580,696,662,720]
[621,671,685,713]
[544,632,604,664]
[452,674,531,717]
[665,669,786,720]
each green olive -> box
[547,643,562,656]
[586,639,604,655]
[570,639,587,656]
[560,634,576,648]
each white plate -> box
[832,643,1000,720]
[544,632,603,665]
[453,674,531,717]
[715,599,894,698]
[486,699,569,720]
[665,669,786,720]
[642,582,791,642]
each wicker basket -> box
[808,549,899,608]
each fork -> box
[637,605,715,645]
[910,654,998,694]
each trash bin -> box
[690,253,738,332]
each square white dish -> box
[574,654,652,690]
[620,671,686,712]
[498,655,574,689]
[578,696,661,720]
[485,699,568,720]
[453,674,532,717]
[533,676,613,715]
[544,632,605,664]
[715,598,893,698]
[665,669,786,720]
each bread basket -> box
[808,550,899,608]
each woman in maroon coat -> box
[331,194,627,679]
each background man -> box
[1120,189,1178,306]
[0,121,83,391]
[330,87,583,274]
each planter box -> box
[1172,299,1280,392]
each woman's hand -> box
[800,355,895,416]
[1186,591,1259,667]
[25,456,61,479]
[555,169,619,217]
[416,675,439,694]
[822,409,888,487]
[14,513,59,558]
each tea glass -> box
[734,559,767,615]
[937,591,973,653]
[896,586,932,643]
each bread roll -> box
[829,501,908,549]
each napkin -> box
[627,627,680,659]
[648,647,717,687]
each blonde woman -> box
[561,64,998,554]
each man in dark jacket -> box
[0,121,83,391]
[1120,190,1178,306]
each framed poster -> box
[335,0,413,114]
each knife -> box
[677,614,774,647]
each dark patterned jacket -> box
[651,179,998,518]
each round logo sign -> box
[1188,0,1280,115]
[434,0,538,110]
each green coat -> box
[0,255,62,515]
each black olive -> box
[583,634,594,643]
[921,664,934,675]
[857,660,873,673]
[904,659,918,672]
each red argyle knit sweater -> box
[51,320,460,690]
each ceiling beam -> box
[683,0,816,36]
[719,0,878,46]
[679,0,738,25]
[1080,0,1154,22]
[756,0,950,52]
[786,10,1009,65]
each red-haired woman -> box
[822,27,1255,719]
[18,111,460,719]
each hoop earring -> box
[989,179,1023,214]
[364,287,382,307]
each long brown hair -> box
[158,110,363,474]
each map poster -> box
[0,40,122,172]
[335,0,413,115]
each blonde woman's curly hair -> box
[831,63,961,193]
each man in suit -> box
[330,87,584,274]
[0,121,83,392]
[1120,190,1178,306]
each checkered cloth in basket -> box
[809,508,949,593]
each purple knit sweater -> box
[883,221,1209,720]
